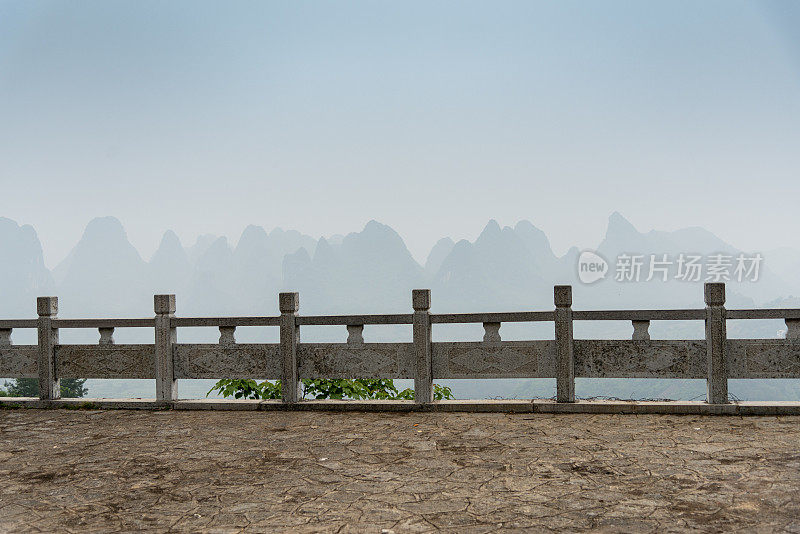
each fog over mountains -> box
[2,212,797,318]
[2,213,799,401]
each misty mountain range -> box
[3,212,799,319]
[2,213,799,401]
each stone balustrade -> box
[2,282,800,413]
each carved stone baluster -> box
[154,294,177,403]
[279,292,299,403]
[483,322,501,343]
[786,319,800,340]
[37,297,59,400]
[632,320,650,340]
[705,283,728,404]
[98,327,115,345]
[554,285,575,403]
[412,289,432,404]
[346,324,364,345]
[0,328,11,347]
[219,326,236,347]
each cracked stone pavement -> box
[1,410,799,532]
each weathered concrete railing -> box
[2,282,800,414]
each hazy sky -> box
[1,0,799,267]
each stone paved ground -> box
[1,410,799,533]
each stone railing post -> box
[154,294,177,403]
[631,320,650,340]
[705,282,728,404]
[279,292,299,403]
[786,319,799,340]
[554,285,575,403]
[37,296,59,400]
[346,324,364,345]
[483,322,501,343]
[0,328,11,347]
[413,289,433,404]
[98,327,115,345]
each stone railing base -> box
[2,397,800,415]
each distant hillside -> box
[0,217,53,317]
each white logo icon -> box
[577,250,608,284]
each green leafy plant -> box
[432,384,454,400]
[208,378,454,401]
[208,379,281,399]
[2,378,88,398]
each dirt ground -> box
[1,410,799,533]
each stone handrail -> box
[1,282,800,412]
